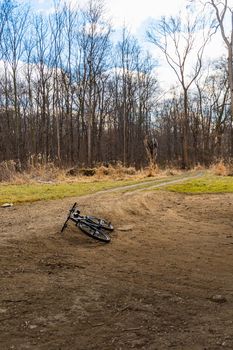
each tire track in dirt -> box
[97,171,204,195]
[1,172,233,350]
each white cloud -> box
[105,0,187,32]
[59,0,187,32]
[23,0,233,91]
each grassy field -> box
[165,175,233,193]
[0,177,162,205]
[1,173,233,205]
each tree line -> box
[0,0,232,169]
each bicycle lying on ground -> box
[61,203,114,243]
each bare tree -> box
[2,2,29,160]
[33,14,53,162]
[208,0,233,155]
[144,133,158,167]
[79,0,112,166]
[147,10,213,168]
[194,58,230,160]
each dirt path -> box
[98,171,203,194]
[1,186,233,349]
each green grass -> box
[165,175,233,193]
[2,172,225,205]
[0,178,158,205]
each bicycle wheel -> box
[78,221,111,243]
[85,216,114,231]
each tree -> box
[33,14,53,162]
[147,10,213,168]
[208,0,233,156]
[78,0,112,166]
[1,1,29,161]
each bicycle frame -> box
[61,203,113,233]
[61,203,112,243]
[61,202,83,232]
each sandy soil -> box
[1,189,233,350]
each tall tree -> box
[209,0,233,156]
[79,0,112,165]
[147,10,213,168]
[2,1,29,160]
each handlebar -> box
[61,202,78,233]
[70,202,77,213]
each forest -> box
[0,0,232,169]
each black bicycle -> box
[61,203,113,243]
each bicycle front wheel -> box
[78,221,111,243]
[85,216,114,231]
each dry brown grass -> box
[0,159,188,184]
[95,163,137,180]
[144,163,160,177]
[193,163,205,171]
[0,160,17,182]
[27,163,68,182]
[0,161,68,184]
[210,160,233,176]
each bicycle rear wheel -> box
[85,216,114,231]
[78,221,111,243]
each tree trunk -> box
[183,88,189,168]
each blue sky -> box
[22,0,229,90]
[28,0,187,32]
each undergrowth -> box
[0,160,182,184]
[210,160,233,176]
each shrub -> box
[95,165,110,177]
[211,160,228,176]
[67,167,96,177]
[0,160,17,182]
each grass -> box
[165,175,233,193]
[117,173,192,193]
[2,171,230,206]
[0,177,162,205]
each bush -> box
[67,167,96,177]
[95,165,110,177]
[0,160,17,182]
[227,163,233,176]
[211,160,228,176]
[210,160,233,176]
[94,163,137,178]
[123,166,137,175]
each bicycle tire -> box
[78,221,111,243]
[85,216,114,231]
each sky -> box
[27,0,231,90]
[31,0,187,28]
[100,0,187,32]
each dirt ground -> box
[1,188,233,350]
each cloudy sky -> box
[31,0,187,26]
[27,0,230,89]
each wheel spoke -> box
[78,221,110,243]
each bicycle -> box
[61,203,114,243]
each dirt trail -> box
[98,171,203,194]
[1,186,233,349]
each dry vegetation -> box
[210,160,233,176]
[0,160,183,184]
[1,159,232,187]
